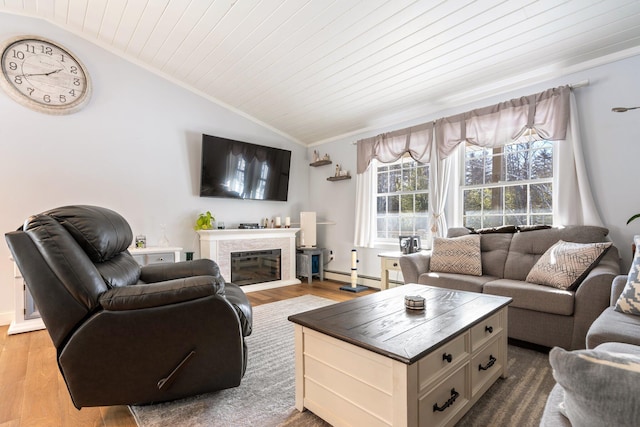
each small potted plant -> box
[628,214,640,225]
[194,211,215,230]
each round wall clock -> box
[0,35,91,114]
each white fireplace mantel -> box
[197,228,301,292]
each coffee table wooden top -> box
[288,284,512,364]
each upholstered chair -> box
[5,205,252,408]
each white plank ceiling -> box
[2,0,640,145]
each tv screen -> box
[199,134,292,201]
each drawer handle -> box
[479,354,497,371]
[485,325,493,333]
[393,262,398,267]
[442,353,453,363]
[433,388,459,412]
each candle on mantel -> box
[275,217,281,227]
[285,217,291,228]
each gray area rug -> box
[130,295,555,427]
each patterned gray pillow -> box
[549,346,640,427]
[430,234,482,276]
[615,235,640,315]
[526,240,612,290]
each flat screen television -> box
[199,134,292,201]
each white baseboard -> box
[323,271,403,290]
[240,278,302,293]
[0,311,13,327]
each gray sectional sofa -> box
[540,275,640,426]
[399,226,621,350]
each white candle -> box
[275,217,281,227]
[285,217,290,227]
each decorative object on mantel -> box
[194,211,215,230]
[340,249,368,293]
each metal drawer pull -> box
[393,262,398,267]
[442,353,453,363]
[433,388,459,412]
[479,354,497,371]
[485,325,493,333]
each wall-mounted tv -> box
[199,134,292,201]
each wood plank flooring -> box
[0,280,377,426]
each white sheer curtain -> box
[429,149,451,242]
[554,91,604,226]
[353,162,377,247]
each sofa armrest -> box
[571,247,621,349]
[99,276,224,311]
[399,252,432,284]
[139,259,224,283]
[610,275,628,305]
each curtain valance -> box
[356,122,433,174]
[434,85,570,159]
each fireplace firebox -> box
[231,249,281,286]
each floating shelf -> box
[310,159,332,167]
[327,175,352,181]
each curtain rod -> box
[351,81,590,145]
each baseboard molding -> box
[0,311,14,327]
[323,270,403,290]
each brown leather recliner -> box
[5,205,253,408]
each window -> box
[461,140,553,228]
[376,156,429,242]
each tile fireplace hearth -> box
[197,228,301,292]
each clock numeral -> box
[73,78,80,86]
[70,66,78,75]
[8,61,17,71]
[68,89,77,97]
[11,49,25,60]
[13,75,23,85]
[25,44,36,54]
[60,54,66,62]
[43,94,51,103]
[27,88,35,96]
[59,94,66,103]
[40,45,53,55]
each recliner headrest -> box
[33,205,133,263]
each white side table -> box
[378,250,430,290]
[129,246,183,265]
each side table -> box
[296,247,324,284]
[378,250,430,290]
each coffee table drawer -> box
[418,332,469,390]
[471,336,504,397]
[419,363,470,427]
[470,311,503,352]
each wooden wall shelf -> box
[327,175,352,181]
[310,159,332,167]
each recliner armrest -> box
[99,276,224,311]
[139,259,225,283]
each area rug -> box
[130,295,555,427]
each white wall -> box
[0,15,309,324]
[310,54,640,281]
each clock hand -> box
[20,68,64,77]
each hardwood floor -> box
[0,280,377,426]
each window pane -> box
[415,193,428,212]
[415,216,428,233]
[483,216,503,228]
[482,187,503,215]
[505,215,527,226]
[389,170,401,192]
[465,149,485,185]
[402,166,415,191]
[463,189,482,215]
[531,147,553,179]
[388,195,399,213]
[377,171,388,193]
[505,150,529,181]
[377,196,386,214]
[505,185,527,214]
[531,214,553,225]
[400,217,415,234]
[400,194,414,214]
[464,216,482,229]
[416,166,428,190]
[387,217,399,239]
[531,183,552,213]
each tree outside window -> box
[462,140,553,228]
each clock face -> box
[0,36,91,114]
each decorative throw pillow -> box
[615,235,640,315]
[526,240,612,290]
[430,235,482,276]
[549,346,640,427]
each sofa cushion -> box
[586,306,640,349]
[526,240,612,290]
[430,234,482,276]
[418,272,497,293]
[503,225,610,281]
[549,344,640,427]
[615,236,640,315]
[483,279,574,315]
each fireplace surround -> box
[197,228,301,292]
